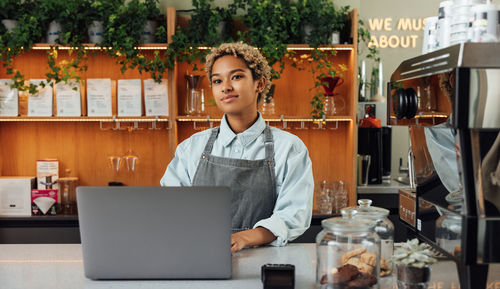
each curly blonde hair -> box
[205,42,272,104]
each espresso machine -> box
[388,43,500,289]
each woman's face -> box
[211,55,264,116]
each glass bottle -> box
[316,217,380,289]
[185,75,204,116]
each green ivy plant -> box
[288,0,351,119]
[296,0,349,47]
[103,0,171,81]
[37,0,90,89]
[0,0,44,94]
[166,0,235,73]
[231,0,300,103]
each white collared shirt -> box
[161,114,314,246]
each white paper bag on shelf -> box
[28,79,53,117]
[144,79,168,116]
[118,79,142,116]
[0,79,19,116]
[55,80,81,116]
[87,78,112,116]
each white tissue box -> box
[0,177,36,216]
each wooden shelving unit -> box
[0,7,359,211]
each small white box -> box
[37,159,59,190]
[0,177,36,216]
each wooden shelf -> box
[0,116,170,122]
[176,116,354,122]
[28,43,352,52]
[286,44,354,51]
[192,44,354,51]
[31,43,169,50]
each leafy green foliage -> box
[0,1,44,93]
[0,0,25,20]
[296,0,349,47]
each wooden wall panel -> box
[0,122,172,186]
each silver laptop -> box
[76,186,232,280]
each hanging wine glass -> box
[123,127,139,172]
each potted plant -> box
[103,0,170,81]
[167,0,235,72]
[391,239,438,289]
[296,0,350,46]
[0,0,24,32]
[85,0,123,44]
[142,0,161,43]
[0,0,45,93]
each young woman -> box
[161,42,314,253]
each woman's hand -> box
[231,227,277,253]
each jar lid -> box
[321,217,376,232]
[345,199,389,220]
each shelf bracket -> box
[296,121,307,130]
[329,121,339,130]
[149,116,159,130]
[280,115,288,130]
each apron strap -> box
[201,127,220,157]
[264,126,275,164]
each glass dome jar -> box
[342,199,394,276]
[316,217,380,289]
[435,207,462,256]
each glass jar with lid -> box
[435,206,462,256]
[316,217,380,289]
[342,199,394,276]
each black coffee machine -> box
[358,127,392,184]
[388,43,500,289]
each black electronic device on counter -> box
[388,42,500,289]
[358,127,392,184]
[261,264,295,289]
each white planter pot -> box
[88,21,104,44]
[302,24,314,42]
[1,19,17,32]
[141,20,157,43]
[216,20,228,41]
[331,31,340,44]
[46,21,63,44]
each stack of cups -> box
[423,16,439,53]
[436,1,453,49]
[471,3,500,42]
[449,0,486,45]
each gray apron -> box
[193,126,277,232]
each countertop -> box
[1,243,500,289]
[357,179,409,195]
